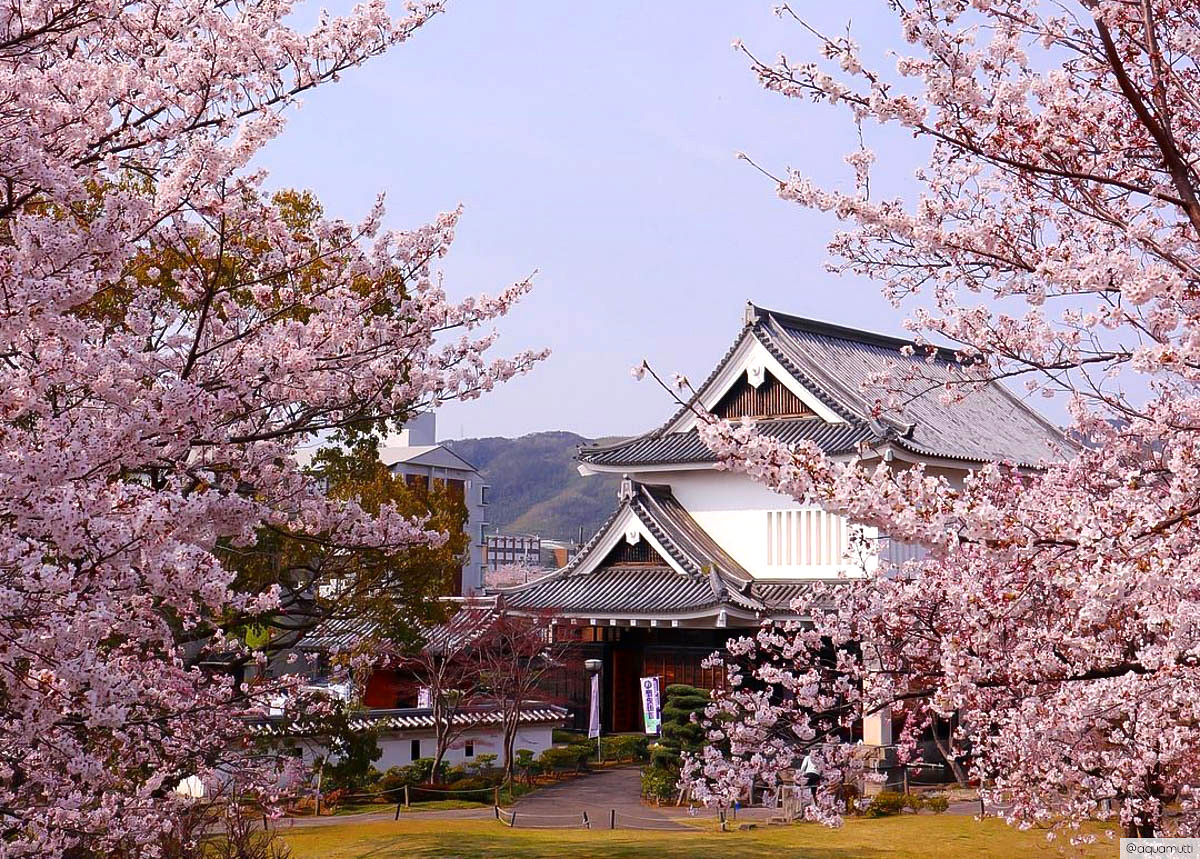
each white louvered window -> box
[766,508,849,567]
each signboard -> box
[417,687,432,709]
[588,673,601,739]
[640,676,662,735]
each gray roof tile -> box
[580,419,875,467]
[580,305,1073,470]
[490,482,826,619]
[250,705,568,737]
[760,309,1076,466]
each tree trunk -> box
[431,747,447,786]
[930,717,969,788]
[502,718,518,785]
[431,700,447,784]
[1121,781,1163,839]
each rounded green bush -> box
[640,767,678,801]
[863,790,908,817]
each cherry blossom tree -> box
[473,608,569,785]
[395,607,495,784]
[0,1,546,854]
[677,0,1200,843]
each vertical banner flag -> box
[588,673,601,739]
[640,676,662,734]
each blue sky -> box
[258,2,925,440]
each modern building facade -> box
[488,303,1073,737]
[484,534,542,572]
[382,413,489,596]
[484,534,580,576]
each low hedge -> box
[538,744,592,775]
[410,776,495,802]
[864,790,907,817]
[860,790,950,817]
[600,734,649,762]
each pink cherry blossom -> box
[0,1,545,854]
[685,0,1200,842]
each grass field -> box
[330,799,488,816]
[280,815,1114,858]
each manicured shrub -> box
[471,753,498,773]
[515,749,541,785]
[641,767,678,801]
[406,757,440,784]
[417,776,494,802]
[443,763,468,783]
[374,759,450,795]
[538,745,590,775]
[926,795,950,813]
[377,766,410,797]
[652,685,710,770]
[863,790,908,817]
[600,734,649,762]
[552,729,587,744]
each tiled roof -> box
[759,309,1076,466]
[298,601,499,655]
[502,566,732,614]
[637,484,752,587]
[579,304,1073,470]
[490,481,818,619]
[297,614,377,652]
[249,705,568,738]
[750,581,818,611]
[579,420,875,467]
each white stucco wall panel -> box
[638,469,879,579]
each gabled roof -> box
[488,481,809,620]
[381,443,478,472]
[579,303,1074,470]
[757,308,1076,465]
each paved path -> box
[511,767,688,830]
[275,776,1006,832]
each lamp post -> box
[584,658,603,764]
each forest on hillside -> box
[446,432,622,541]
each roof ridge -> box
[754,315,873,423]
[748,302,962,363]
[576,326,755,459]
[577,419,876,467]
[635,482,754,589]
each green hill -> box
[445,432,623,542]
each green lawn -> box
[280,815,1114,858]
[330,799,488,816]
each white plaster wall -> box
[513,726,557,757]
[363,724,556,771]
[639,469,879,580]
